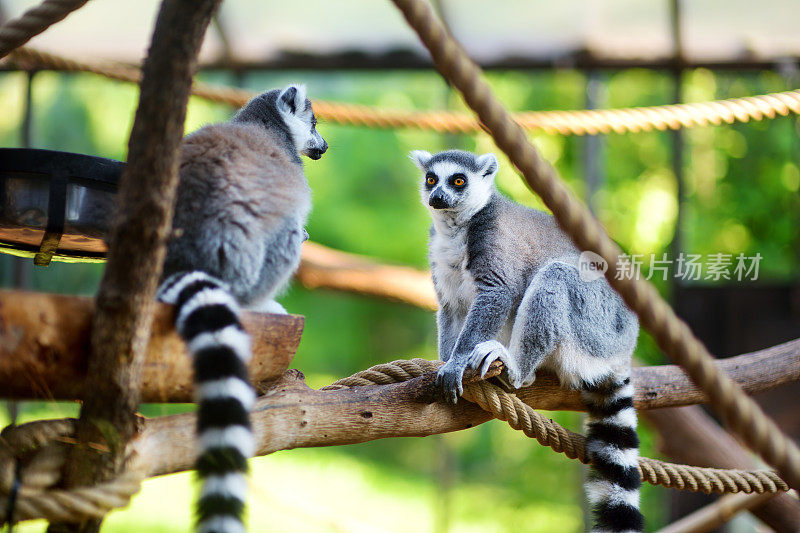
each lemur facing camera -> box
[410,149,642,533]
[156,84,327,533]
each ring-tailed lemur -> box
[156,84,327,533]
[410,149,642,533]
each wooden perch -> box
[130,338,800,479]
[136,369,490,477]
[514,337,799,411]
[0,289,303,402]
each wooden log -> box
[0,290,303,402]
[129,338,800,479]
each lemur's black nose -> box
[306,142,327,160]
[429,191,450,209]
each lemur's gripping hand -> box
[435,358,466,404]
[436,341,519,403]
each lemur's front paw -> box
[466,340,510,378]
[435,359,466,404]
[466,341,528,389]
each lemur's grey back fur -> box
[158,84,326,533]
[411,149,642,533]
[163,121,310,308]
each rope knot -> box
[0,419,143,524]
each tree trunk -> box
[47,1,221,531]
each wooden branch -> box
[128,338,800,479]
[53,2,221,531]
[135,370,493,477]
[515,337,800,411]
[297,241,438,310]
[644,405,800,532]
[0,290,303,402]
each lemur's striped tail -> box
[158,272,256,533]
[582,374,643,533]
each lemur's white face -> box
[409,150,498,219]
[277,84,328,160]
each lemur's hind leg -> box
[466,261,573,389]
[514,260,637,390]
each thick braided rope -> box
[0,0,89,59]
[465,381,787,494]
[322,357,439,390]
[390,0,800,491]
[6,47,800,136]
[326,359,789,495]
[0,419,144,523]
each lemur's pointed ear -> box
[409,150,432,170]
[278,84,307,115]
[476,153,499,178]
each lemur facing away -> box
[156,84,327,533]
[410,149,642,533]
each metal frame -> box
[0,148,123,264]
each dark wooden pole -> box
[668,0,686,304]
[47,1,221,531]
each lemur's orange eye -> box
[426,176,437,186]
[453,177,465,187]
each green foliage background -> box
[0,67,797,532]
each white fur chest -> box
[430,223,476,311]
